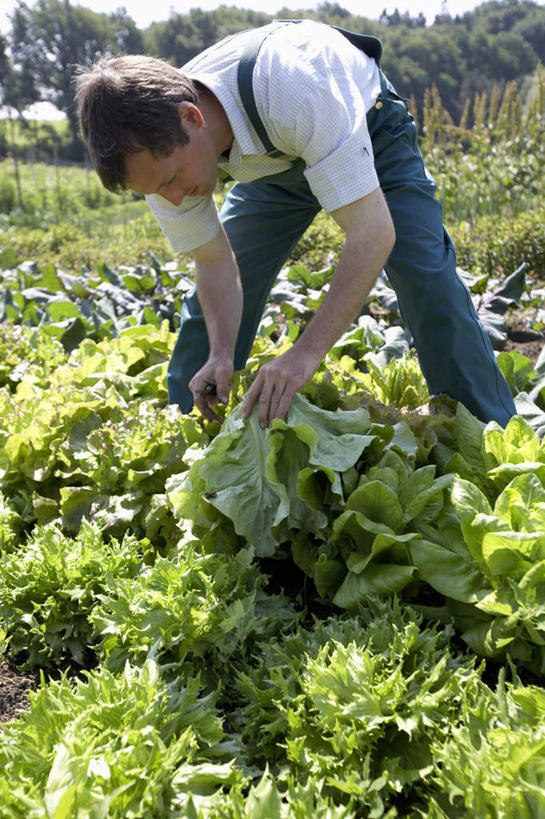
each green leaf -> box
[244,770,284,819]
[333,564,415,607]
[451,477,497,571]
[346,532,419,575]
[195,410,287,557]
[497,349,536,395]
[409,538,490,603]
[180,394,374,557]
[485,415,543,467]
[480,531,536,577]
[455,403,487,477]
[0,248,16,270]
[346,481,404,531]
[47,301,82,322]
[313,555,346,598]
[494,473,545,532]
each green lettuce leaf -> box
[174,394,375,557]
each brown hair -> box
[74,55,199,192]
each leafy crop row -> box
[1,240,545,814]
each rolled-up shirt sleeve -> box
[303,122,378,214]
[145,193,220,253]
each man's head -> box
[74,55,199,193]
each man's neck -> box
[196,82,234,158]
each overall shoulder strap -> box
[237,21,383,154]
[237,24,287,156]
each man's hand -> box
[189,355,234,422]
[242,346,319,427]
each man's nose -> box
[163,189,185,207]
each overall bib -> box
[167,22,516,426]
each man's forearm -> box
[293,190,395,364]
[193,227,243,362]
[195,260,242,361]
[188,227,243,419]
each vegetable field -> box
[1,77,545,816]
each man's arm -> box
[242,186,395,426]
[188,225,243,421]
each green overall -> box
[167,22,516,426]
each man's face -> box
[125,102,218,206]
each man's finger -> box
[262,381,287,427]
[194,393,223,423]
[215,378,231,405]
[242,376,263,418]
[271,386,295,422]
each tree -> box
[9,0,143,156]
[145,7,270,67]
[0,35,9,108]
[515,10,545,62]
[379,8,426,27]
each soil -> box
[1,310,543,726]
[504,308,545,364]
[0,661,38,726]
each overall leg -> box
[368,83,515,426]
[167,173,320,410]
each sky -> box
[0,0,506,36]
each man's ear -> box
[178,101,204,131]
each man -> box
[75,19,516,428]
